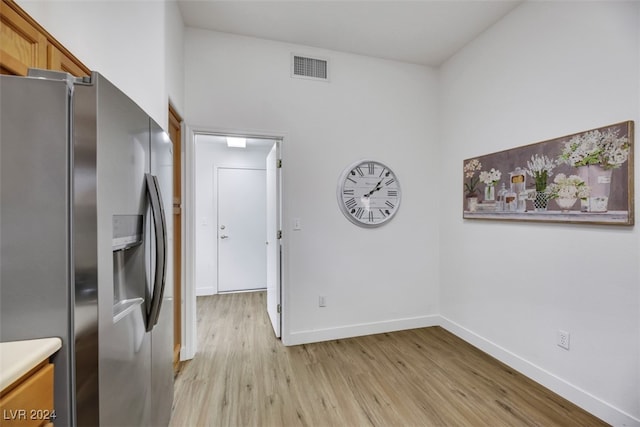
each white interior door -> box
[217,168,267,292]
[266,143,281,337]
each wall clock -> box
[337,159,401,227]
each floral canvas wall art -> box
[462,121,634,225]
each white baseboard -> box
[283,314,440,346]
[439,316,640,427]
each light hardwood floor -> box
[169,292,608,427]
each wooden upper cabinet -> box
[47,44,87,77]
[1,0,89,77]
[0,1,47,75]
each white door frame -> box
[183,125,286,359]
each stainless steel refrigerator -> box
[0,70,174,426]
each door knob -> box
[220,235,229,239]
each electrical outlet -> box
[557,330,570,350]
[319,296,326,307]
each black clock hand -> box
[364,179,384,198]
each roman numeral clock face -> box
[337,160,401,227]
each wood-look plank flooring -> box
[169,292,608,427]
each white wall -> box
[193,135,272,295]
[185,30,441,345]
[17,0,185,128]
[439,2,640,425]
[165,0,185,115]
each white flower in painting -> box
[463,158,483,195]
[559,127,629,169]
[569,150,584,166]
[479,168,502,186]
[525,154,556,177]
[610,148,628,165]
[580,132,600,153]
[557,186,574,199]
[463,158,482,178]
[577,185,590,200]
[546,173,590,200]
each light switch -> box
[293,218,302,230]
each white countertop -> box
[0,337,62,391]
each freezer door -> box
[149,119,174,427]
[0,74,82,427]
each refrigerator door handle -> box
[145,173,168,332]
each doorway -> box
[186,131,283,354]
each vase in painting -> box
[533,191,549,212]
[466,195,478,212]
[555,197,577,212]
[577,164,612,212]
[484,185,495,202]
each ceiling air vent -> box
[291,54,329,81]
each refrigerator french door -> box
[0,70,173,427]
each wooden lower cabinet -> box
[0,362,55,427]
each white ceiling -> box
[177,0,523,67]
